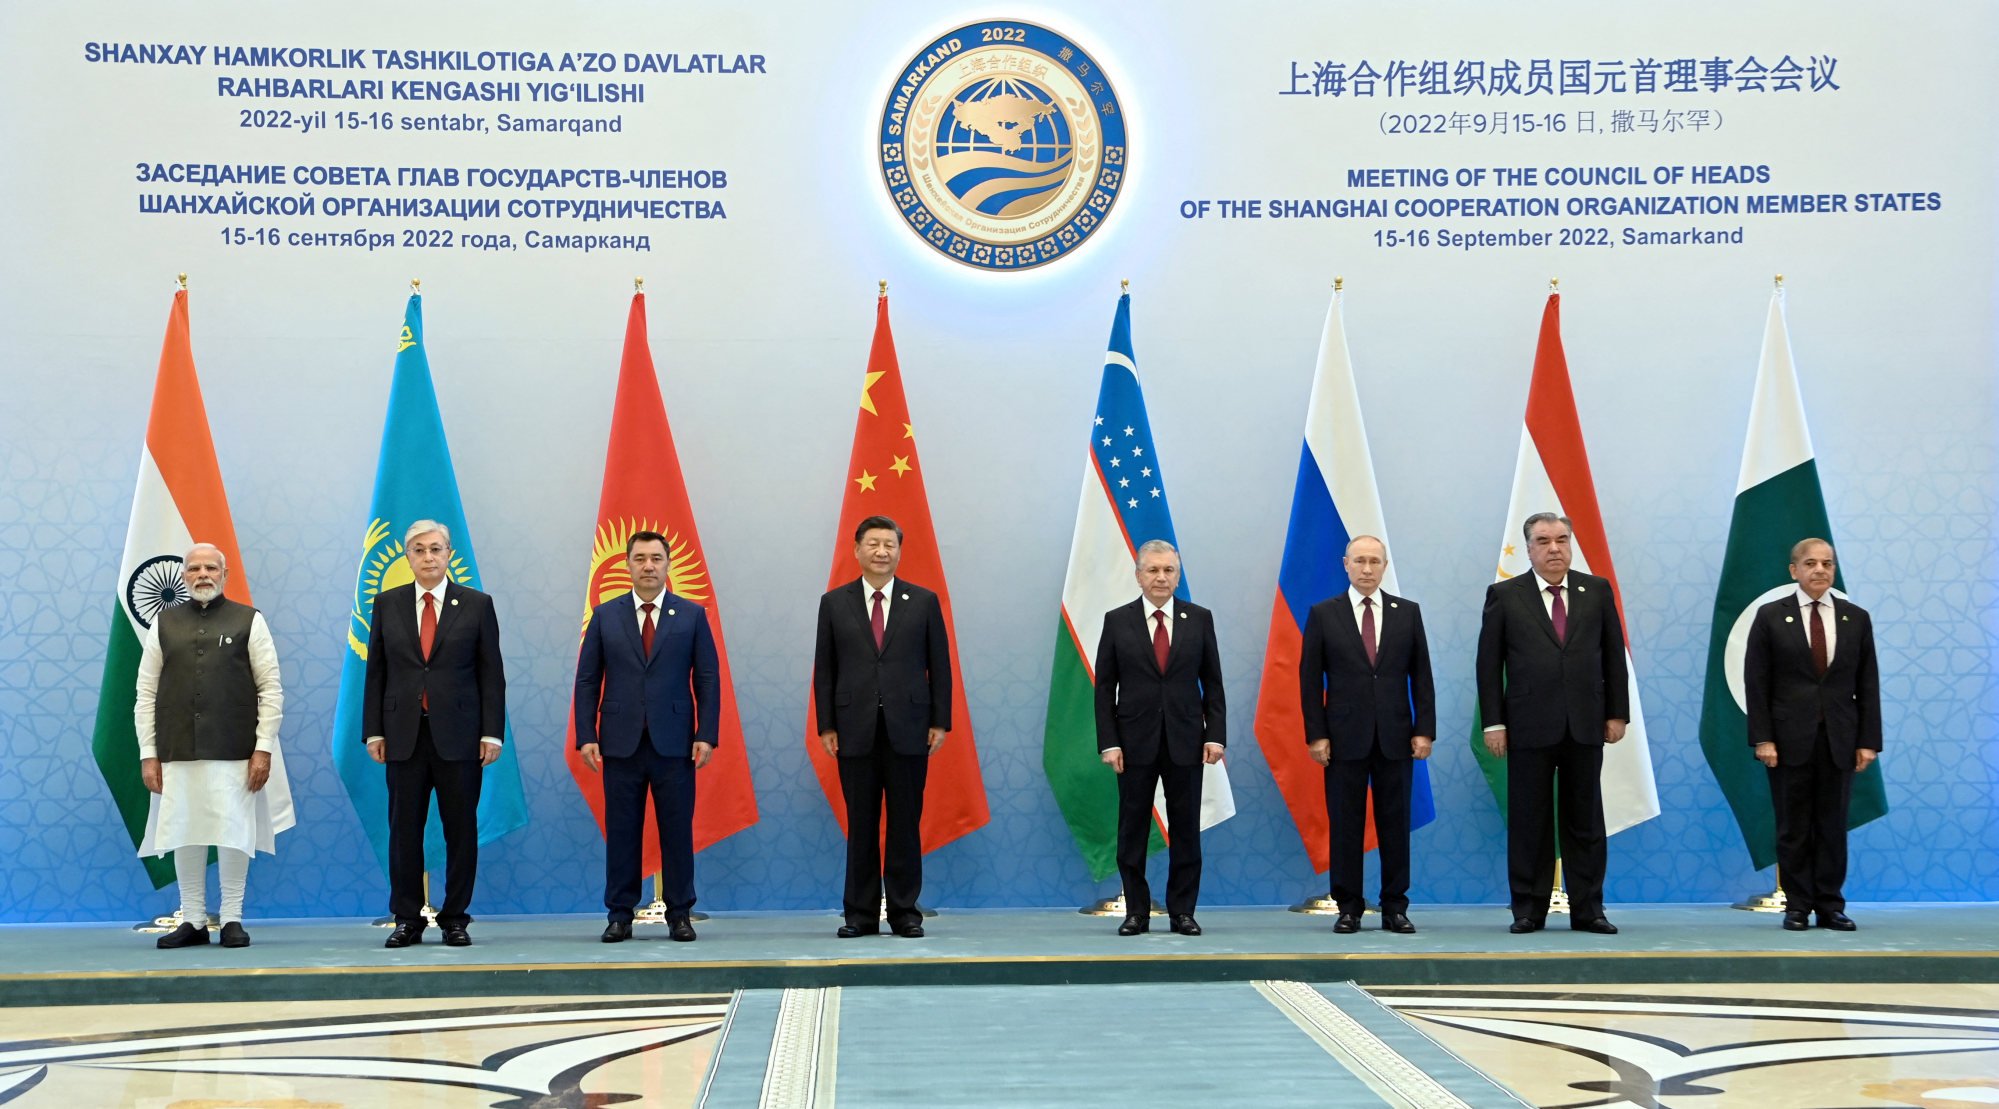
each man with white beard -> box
[136,543,292,948]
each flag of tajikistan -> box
[1467,293,1661,836]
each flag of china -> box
[565,292,758,872]
[805,291,989,851]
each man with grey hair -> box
[1476,512,1628,935]
[364,520,507,948]
[136,543,292,949]
[1094,539,1226,937]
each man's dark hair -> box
[853,515,903,544]
[627,530,670,557]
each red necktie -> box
[1152,610,1170,672]
[871,590,886,652]
[419,592,437,711]
[641,601,656,658]
[1547,584,1567,643]
[1361,596,1377,667]
[1809,600,1828,675]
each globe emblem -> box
[935,77,1073,218]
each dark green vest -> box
[153,597,260,762]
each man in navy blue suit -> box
[574,530,720,943]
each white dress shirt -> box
[633,588,668,632]
[1794,587,1837,663]
[860,576,897,626]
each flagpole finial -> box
[1548,277,1559,292]
[1773,273,1784,289]
[1120,278,1129,295]
[634,276,644,292]
[410,278,421,293]
[176,273,187,290]
[878,279,887,297]
[1333,276,1344,292]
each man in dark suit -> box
[364,520,506,948]
[814,515,951,939]
[1094,539,1226,937]
[1299,535,1434,935]
[575,530,720,944]
[1745,537,1880,932]
[1476,512,1628,935]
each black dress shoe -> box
[1817,910,1857,931]
[1117,915,1149,936]
[219,921,250,948]
[669,919,697,942]
[836,923,877,938]
[384,923,424,948]
[1332,913,1361,934]
[1381,912,1416,934]
[1169,914,1201,936]
[601,921,632,943]
[892,921,925,938]
[1781,910,1810,931]
[442,925,472,947]
[1508,918,1540,934]
[156,922,210,949]
[1572,917,1619,935]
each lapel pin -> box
[667,608,676,617]
[1576,584,1586,593]
[1390,602,1399,609]
[1179,611,1188,619]
[901,593,910,601]
[224,636,234,644]
[450,598,459,606]
[1841,614,1849,621]
[1785,616,1795,623]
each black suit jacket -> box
[1744,593,1881,764]
[1093,598,1226,766]
[1475,571,1628,749]
[363,581,506,761]
[573,592,720,759]
[1299,592,1436,761]
[813,578,951,757]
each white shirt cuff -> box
[481,737,502,747]
[1483,724,1506,733]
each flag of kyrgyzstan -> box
[564,292,758,872]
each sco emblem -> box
[878,20,1127,270]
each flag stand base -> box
[1733,886,1787,913]
[1287,894,1377,917]
[1078,894,1164,917]
[879,898,937,920]
[133,909,219,933]
[636,900,710,925]
[634,874,709,924]
[372,903,441,928]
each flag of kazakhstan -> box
[330,293,530,878]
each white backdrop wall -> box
[1,1,1993,920]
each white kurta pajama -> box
[134,612,296,858]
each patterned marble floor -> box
[0,983,1992,1107]
[1383,983,1999,1109]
